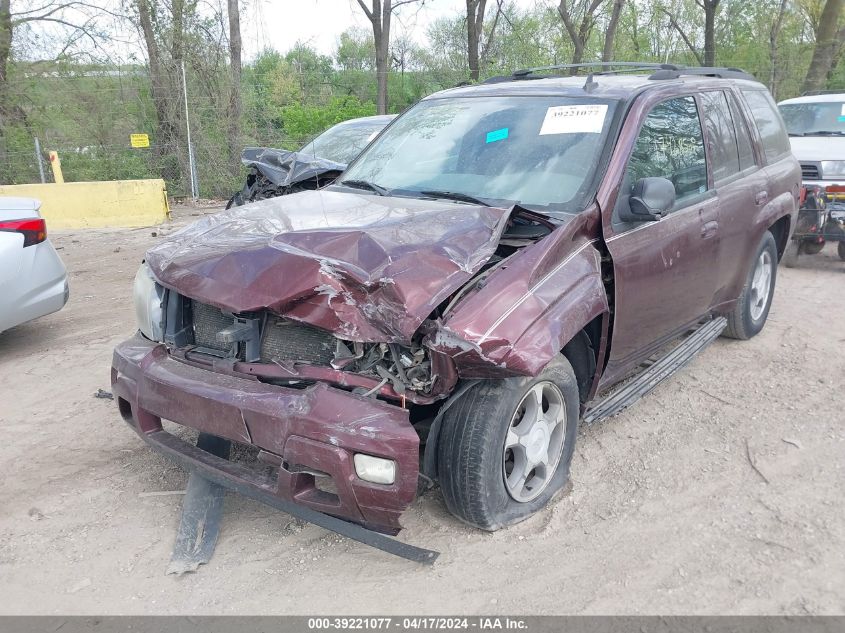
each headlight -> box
[821,161,845,178]
[133,262,166,342]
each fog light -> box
[353,454,396,485]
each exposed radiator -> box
[261,315,336,365]
[191,300,234,352]
[189,299,335,364]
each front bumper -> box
[111,334,419,533]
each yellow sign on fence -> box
[130,133,150,148]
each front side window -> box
[625,96,707,204]
[700,91,741,182]
[778,101,845,137]
[742,90,791,162]
[339,96,619,215]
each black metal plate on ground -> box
[167,433,231,575]
[149,430,440,567]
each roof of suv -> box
[425,73,766,102]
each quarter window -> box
[728,93,757,171]
[626,96,707,204]
[742,89,791,163]
[700,91,741,182]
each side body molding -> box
[427,208,608,379]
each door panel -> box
[696,89,762,306]
[602,196,719,386]
[601,96,720,388]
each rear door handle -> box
[701,220,719,238]
[755,190,769,205]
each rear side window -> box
[627,96,707,203]
[728,94,757,171]
[700,91,740,182]
[742,89,791,163]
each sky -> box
[240,0,540,60]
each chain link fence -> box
[0,65,330,200]
[0,59,829,201]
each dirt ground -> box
[0,204,843,615]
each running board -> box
[583,317,727,425]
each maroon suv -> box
[113,65,800,535]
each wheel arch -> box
[768,214,792,261]
[560,314,604,405]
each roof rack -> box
[648,66,756,81]
[481,62,678,87]
[481,62,756,85]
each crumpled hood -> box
[146,189,511,342]
[240,147,345,186]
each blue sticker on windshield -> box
[838,115,845,122]
[486,128,509,143]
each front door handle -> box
[755,190,769,206]
[701,220,719,238]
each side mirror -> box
[619,177,675,222]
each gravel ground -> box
[0,205,843,615]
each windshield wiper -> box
[340,179,390,196]
[788,132,806,137]
[808,130,845,136]
[418,190,493,206]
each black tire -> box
[437,355,580,531]
[783,239,800,268]
[801,241,824,255]
[838,241,845,262]
[723,231,778,340]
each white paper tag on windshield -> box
[539,104,608,135]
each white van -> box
[778,92,845,187]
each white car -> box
[778,92,845,187]
[0,197,69,333]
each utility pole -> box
[181,60,198,200]
[33,137,46,183]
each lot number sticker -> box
[539,104,607,135]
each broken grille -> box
[189,299,335,365]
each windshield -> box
[339,96,619,214]
[299,121,387,164]
[778,101,845,136]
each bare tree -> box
[0,1,109,119]
[557,0,604,68]
[466,0,486,81]
[699,0,720,66]
[802,0,845,93]
[0,0,117,182]
[663,9,702,64]
[0,0,12,113]
[663,0,721,66]
[355,0,421,115]
[227,0,242,177]
[769,0,789,98]
[602,0,626,61]
[136,0,177,158]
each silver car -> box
[0,197,69,333]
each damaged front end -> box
[227,147,346,208]
[113,189,555,534]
